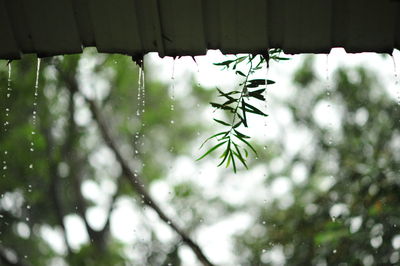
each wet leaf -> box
[213,118,231,126]
[196,141,228,161]
[199,131,228,149]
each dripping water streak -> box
[134,66,143,156]
[139,64,146,159]
[140,66,145,114]
[30,59,41,161]
[4,63,12,131]
[2,63,12,177]
[169,59,176,155]
[26,58,40,228]
[170,59,176,115]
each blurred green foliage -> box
[1,52,400,266]
[235,56,400,265]
[0,51,213,265]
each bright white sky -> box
[43,48,400,265]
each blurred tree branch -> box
[55,65,215,266]
[40,119,73,256]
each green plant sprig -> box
[197,52,285,172]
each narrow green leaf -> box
[222,98,237,106]
[241,99,248,127]
[233,143,248,169]
[197,141,228,161]
[249,88,266,101]
[244,148,249,158]
[213,118,231,126]
[199,131,228,149]
[235,70,246,77]
[246,79,276,88]
[233,120,242,128]
[236,56,247,63]
[236,136,258,156]
[230,152,237,173]
[244,102,268,116]
[218,141,231,166]
[213,60,234,66]
[226,150,232,167]
[237,114,247,127]
[217,88,240,97]
[233,129,251,139]
[210,102,235,112]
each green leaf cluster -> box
[198,50,286,172]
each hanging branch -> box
[197,50,288,172]
[57,67,214,266]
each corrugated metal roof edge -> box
[1,0,400,60]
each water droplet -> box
[170,120,174,124]
[262,221,266,225]
[29,164,33,169]
[262,249,266,253]
[333,249,337,254]
[167,220,171,225]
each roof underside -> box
[1,0,400,60]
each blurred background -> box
[0,48,400,266]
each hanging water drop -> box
[2,63,12,179]
[139,65,146,114]
[31,58,41,132]
[24,59,41,226]
[168,59,177,155]
[170,59,176,112]
[134,62,145,157]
